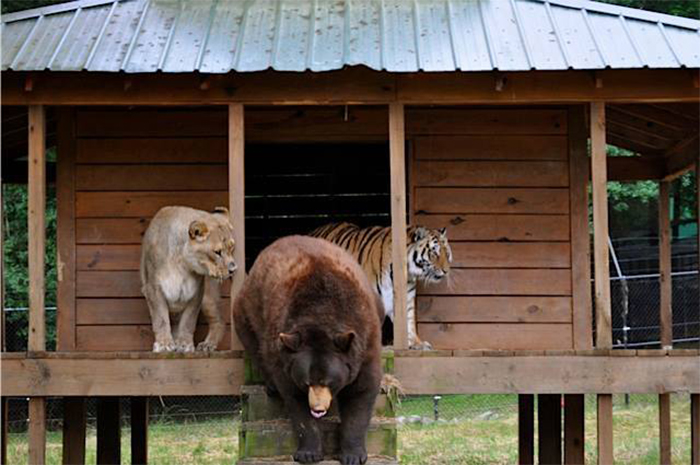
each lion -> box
[140,206,237,352]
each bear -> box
[233,236,384,465]
[140,206,237,352]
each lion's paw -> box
[175,341,195,353]
[409,340,433,351]
[153,341,177,353]
[196,341,218,352]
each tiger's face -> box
[407,227,452,283]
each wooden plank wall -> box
[411,108,574,350]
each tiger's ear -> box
[279,332,301,352]
[189,221,210,242]
[412,227,428,242]
[334,331,355,352]
[438,227,447,237]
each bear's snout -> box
[308,385,331,418]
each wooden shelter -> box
[1,0,699,463]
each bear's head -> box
[187,207,237,280]
[278,326,357,419]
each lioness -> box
[140,206,237,352]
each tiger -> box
[309,222,452,350]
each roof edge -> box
[1,0,118,23]
[543,0,700,30]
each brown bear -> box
[233,236,384,465]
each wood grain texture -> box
[692,394,700,465]
[62,397,87,465]
[569,106,594,350]
[423,269,572,296]
[56,108,77,351]
[414,136,568,161]
[75,164,228,191]
[390,103,409,350]
[659,182,672,348]
[28,397,46,465]
[412,214,570,242]
[417,296,571,323]
[658,393,671,465]
[413,161,569,187]
[417,323,573,350]
[76,218,151,244]
[97,398,120,465]
[29,105,46,352]
[77,245,141,271]
[590,103,612,349]
[518,395,534,465]
[77,137,227,164]
[76,325,233,351]
[414,188,569,214]
[597,394,613,465]
[76,298,232,325]
[75,191,227,218]
[229,104,246,351]
[564,394,585,465]
[449,242,571,268]
[77,271,231,298]
[538,394,562,465]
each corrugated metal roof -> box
[2,0,699,73]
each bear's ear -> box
[189,221,210,242]
[279,332,301,352]
[334,331,355,352]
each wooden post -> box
[96,398,121,465]
[389,103,408,350]
[229,103,245,351]
[564,395,585,465]
[539,394,563,465]
[28,104,47,465]
[591,102,613,465]
[1,398,7,465]
[658,180,673,465]
[691,394,699,465]
[131,397,148,465]
[518,395,534,465]
[62,397,87,465]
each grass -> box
[6,395,692,464]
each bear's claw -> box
[293,448,323,463]
[339,450,368,465]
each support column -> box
[96,398,121,465]
[691,394,699,465]
[131,397,148,465]
[518,395,534,465]
[1,398,7,465]
[62,397,86,465]
[564,394,585,465]
[590,102,613,465]
[389,103,408,350]
[229,103,245,351]
[539,394,562,465]
[658,181,673,465]
[28,104,46,465]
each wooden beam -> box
[62,397,86,465]
[664,137,699,181]
[56,107,77,350]
[389,103,408,350]
[538,394,562,465]
[28,104,46,351]
[228,103,245,351]
[131,397,148,465]
[2,69,699,106]
[518,395,534,465]
[596,394,613,465]
[591,102,612,349]
[692,394,700,465]
[96,398,121,465]
[564,394,585,465]
[569,106,593,350]
[28,397,46,465]
[658,393,672,465]
[607,157,665,181]
[659,181,672,349]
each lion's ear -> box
[213,206,229,216]
[189,221,210,242]
[334,331,355,352]
[279,332,301,352]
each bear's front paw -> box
[339,447,368,465]
[293,447,323,463]
[196,340,217,352]
[265,381,280,398]
[153,341,177,352]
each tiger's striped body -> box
[309,222,452,350]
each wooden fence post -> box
[131,397,148,465]
[539,394,563,465]
[229,103,245,351]
[62,397,86,465]
[389,103,408,350]
[28,104,47,465]
[658,181,673,465]
[590,102,613,465]
[564,394,585,465]
[518,395,534,465]
[693,162,700,465]
[96,398,121,464]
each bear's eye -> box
[214,249,223,257]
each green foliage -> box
[601,0,700,19]
[1,0,71,14]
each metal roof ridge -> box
[1,0,117,23]
[538,0,700,30]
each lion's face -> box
[407,226,452,283]
[187,215,237,280]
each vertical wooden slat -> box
[28,105,47,465]
[1,398,7,465]
[96,398,121,465]
[56,108,77,350]
[597,394,613,465]
[691,394,700,465]
[659,181,672,349]
[539,394,563,465]
[659,393,672,465]
[591,102,613,465]
[518,395,535,465]
[229,103,245,351]
[569,106,593,350]
[62,397,86,465]
[131,397,148,465]
[389,103,408,350]
[564,394,585,465]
